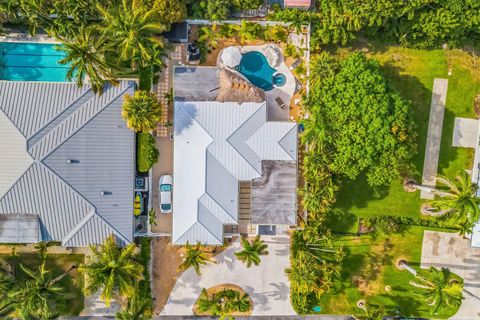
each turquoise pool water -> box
[0,42,70,82]
[236,51,285,91]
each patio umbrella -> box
[221,46,242,68]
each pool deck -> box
[218,44,296,121]
[0,33,60,44]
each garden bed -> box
[193,283,253,316]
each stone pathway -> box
[420,78,448,199]
[154,45,185,137]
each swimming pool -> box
[0,42,70,82]
[236,51,285,91]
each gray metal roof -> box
[0,81,135,246]
[251,160,297,225]
[0,213,40,243]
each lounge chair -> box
[275,97,287,109]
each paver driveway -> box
[161,227,295,316]
[421,231,480,319]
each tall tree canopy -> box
[304,53,416,186]
[269,1,480,49]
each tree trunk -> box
[399,260,417,276]
[50,264,77,285]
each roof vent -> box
[67,159,80,164]
[101,191,112,195]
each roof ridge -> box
[226,102,266,176]
[34,81,134,161]
[26,85,92,140]
[278,124,298,161]
[61,209,95,246]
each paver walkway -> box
[162,226,295,316]
[453,117,479,148]
[421,231,480,319]
[421,78,448,199]
[155,45,185,137]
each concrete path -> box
[421,78,448,199]
[453,117,479,148]
[162,227,295,316]
[421,231,480,319]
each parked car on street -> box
[159,175,173,213]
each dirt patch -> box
[152,237,236,314]
[355,240,392,296]
[192,283,253,316]
[152,237,184,314]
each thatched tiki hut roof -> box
[216,68,265,103]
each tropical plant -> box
[198,26,219,49]
[234,235,268,267]
[409,266,463,314]
[56,26,118,94]
[237,20,263,44]
[357,300,386,320]
[115,285,151,320]
[152,0,187,25]
[97,0,166,69]
[34,241,56,260]
[122,91,162,132]
[137,132,159,172]
[304,52,416,187]
[79,235,143,306]
[196,287,251,317]
[178,242,212,276]
[5,259,76,319]
[231,0,263,10]
[263,24,288,43]
[285,252,325,297]
[427,170,480,235]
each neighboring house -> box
[284,0,311,9]
[0,81,135,246]
[172,100,297,245]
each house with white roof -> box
[172,67,298,245]
[0,81,135,246]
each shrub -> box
[138,66,153,91]
[137,133,158,172]
[122,91,161,133]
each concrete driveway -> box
[421,231,480,319]
[161,226,295,316]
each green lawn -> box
[314,226,460,318]
[334,46,479,225]
[0,253,85,316]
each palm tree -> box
[121,91,162,132]
[177,242,212,276]
[418,171,480,235]
[115,287,151,320]
[79,235,143,306]
[56,26,118,94]
[34,241,56,260]
[6,261,76,319]
[97,0,166,69]
[356,300,386,320]
[285,253,324,297]
[229,290,251,313]
[199,26,219,49]
[234,235,268,267]
[409,266,463,314]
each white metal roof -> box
[173,101,297,245]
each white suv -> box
[159,175,173,213]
